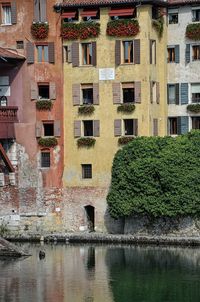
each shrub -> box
[107,131,200,219]
[36,100,53,110]
[38,137,58,147]
[187,104,200,113]
[118,136,135,145]
[31,22,49,39]
[117,103,135,113]
[77,137,96,148]
[106,19,139,37]
[152,16,164,38]
[78,105,95,115]
[186,23,200,40]
[61,22,100,40]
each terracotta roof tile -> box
[55,0,153,8]
[168,0,200,4]
[0,47,25,60]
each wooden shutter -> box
[114,119,121,136]
[72,84,80,105]
[153,119,158,136]
[150,40,152,64]
[112,83,121,104]
[31,82,38,100]
[177,116,189,134]
[115,40,121,66]
[185,44,190,63]
[54,120,61,137]
[175,83,179,105]
[150,81,153,103]
[48,43,55,63]
[156,82,160,104]
[175,45,180,63]
[40,0,47,22]
[26,42,34,64]
[50,82,56,100]
[134,39,140,64]
[93,83,99,105]
[74,121,81,137]
[92,42,97,66]
[72,42,79,67]
[35,121,42,137]
[180,83,188,104]
[135,82,141,103]
[34,0,39,21]
[93,120,100,137]
[133,119,138,136]
[11,1,17,24]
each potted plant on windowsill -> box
[61,22,100,40]
[78,104,95,115]
[106,19,139,37]
[77,137,96,148]
[31,22,49,39]
[185,23,200,40]
[38,137,58,147]
[117,103,135,113]
[187,103,200,113]
[118,136,135,145]
[36,99,53,110]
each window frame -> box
[191,83,200,103]
[1,3,12,25]
[36,44,49,63]
[83,120,93,136]
[82,43,92,65]
[168,117,178,135]
[168,12,178,24]
[167,47,175,63]
[41,151,51,168]
[81,84,93,104]
[82,164,92,179]
[38,83,50,100]
[122,40,134,64]
[122,83,135,103]
[192,7,200,22]
[192,45,200,61]
[191,116,200,129]
[43,122,54,137]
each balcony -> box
[0,106,18,139]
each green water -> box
[0,244,199,302]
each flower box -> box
[118,136,135,145]
[61,22,100,40]
[36,100,53,110]
[106,19,139,37]
[38,137,58,147]
[31,22,49,39]
[187,104,200,113]
[117,103,135,113]
[77,137,96,148]
[186,23,200,40]
[78,105,95,115]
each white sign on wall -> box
[99,68,115,81]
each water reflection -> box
[0,244,200,302]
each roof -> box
[0,47,25,60]
[168,0,200,4]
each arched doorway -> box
[84,205,95,232]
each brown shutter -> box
[133,119,138,136]
[74,121,81,137]
[50,82,56,100]
[150,40,152,64]
[11,1,17,24]
[54,120,61,137]
[134,39,140,64]
[93,83,99,105]
[72,42,79,67]
[35,121,42,137]
[153,119,158,136]
[112,83,121,104]
[150,81,153,103]
[34,0,39,21]
[72,84,80,105]
[48,43,55,63]
[40,0,46,22]
[115,40,121,66]
[175,83,179,105]
[135,82,141,103]
[31,82,38,100]
[67,45,72,63]
[93,120,100,137]
[92,42,97,66]
[156,82,160,104]
[26,42,34,64]
[155,41,156,64]
[114,119,121,136]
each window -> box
[81,9,99,21]
[43,123,54,136]
[167,47,175,63]
[38,84,49,99]
[191,83,200,103]
[83,121,93,136]
[168,117,178,135]
[1,4,11,25]
[192,45,200,61]
[151,81,157,103]
[41,152,50,168]
[168,84,179,105]
[152,6,159,20]
[150,40,156,64]
[16,41,24,49]
[36,45,48,62]
[168,12,178,24]
[0,96,7,106]
[82,43,92,65]
[122,83,134,103]
[192,8,200,22]
[62,10,78,23]
[0,76,10,98]
[109,7,136,20]
[34,0,47,22]
[124,119,137,136]
[123,41,133,63]
[82,85,93,104]
[192,117,200,129]
[82,164,92,179]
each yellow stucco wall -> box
[63,5,167,188]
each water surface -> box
[0,243,199,302]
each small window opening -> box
[41,152,50,168]
[38,85,49,99]
[43,123,54,136]
[124,119,133,135]
[83,121,93,136]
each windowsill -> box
[32,21,48,24]
[120,63,134,66]
[80,64,94,67]
[1,23,12,26]
[40,167,50,170]
[37,98,51,101]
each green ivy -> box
[187,104,200,113]
[77,137,96,148]
[107,131,200,219]
[152,16,164,38]
[38,137,58,147]
[36,100,52,110]
[78,105,95,115]
[186,23,200,40]
[117,103,135,113]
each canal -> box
[0,243,199,301]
